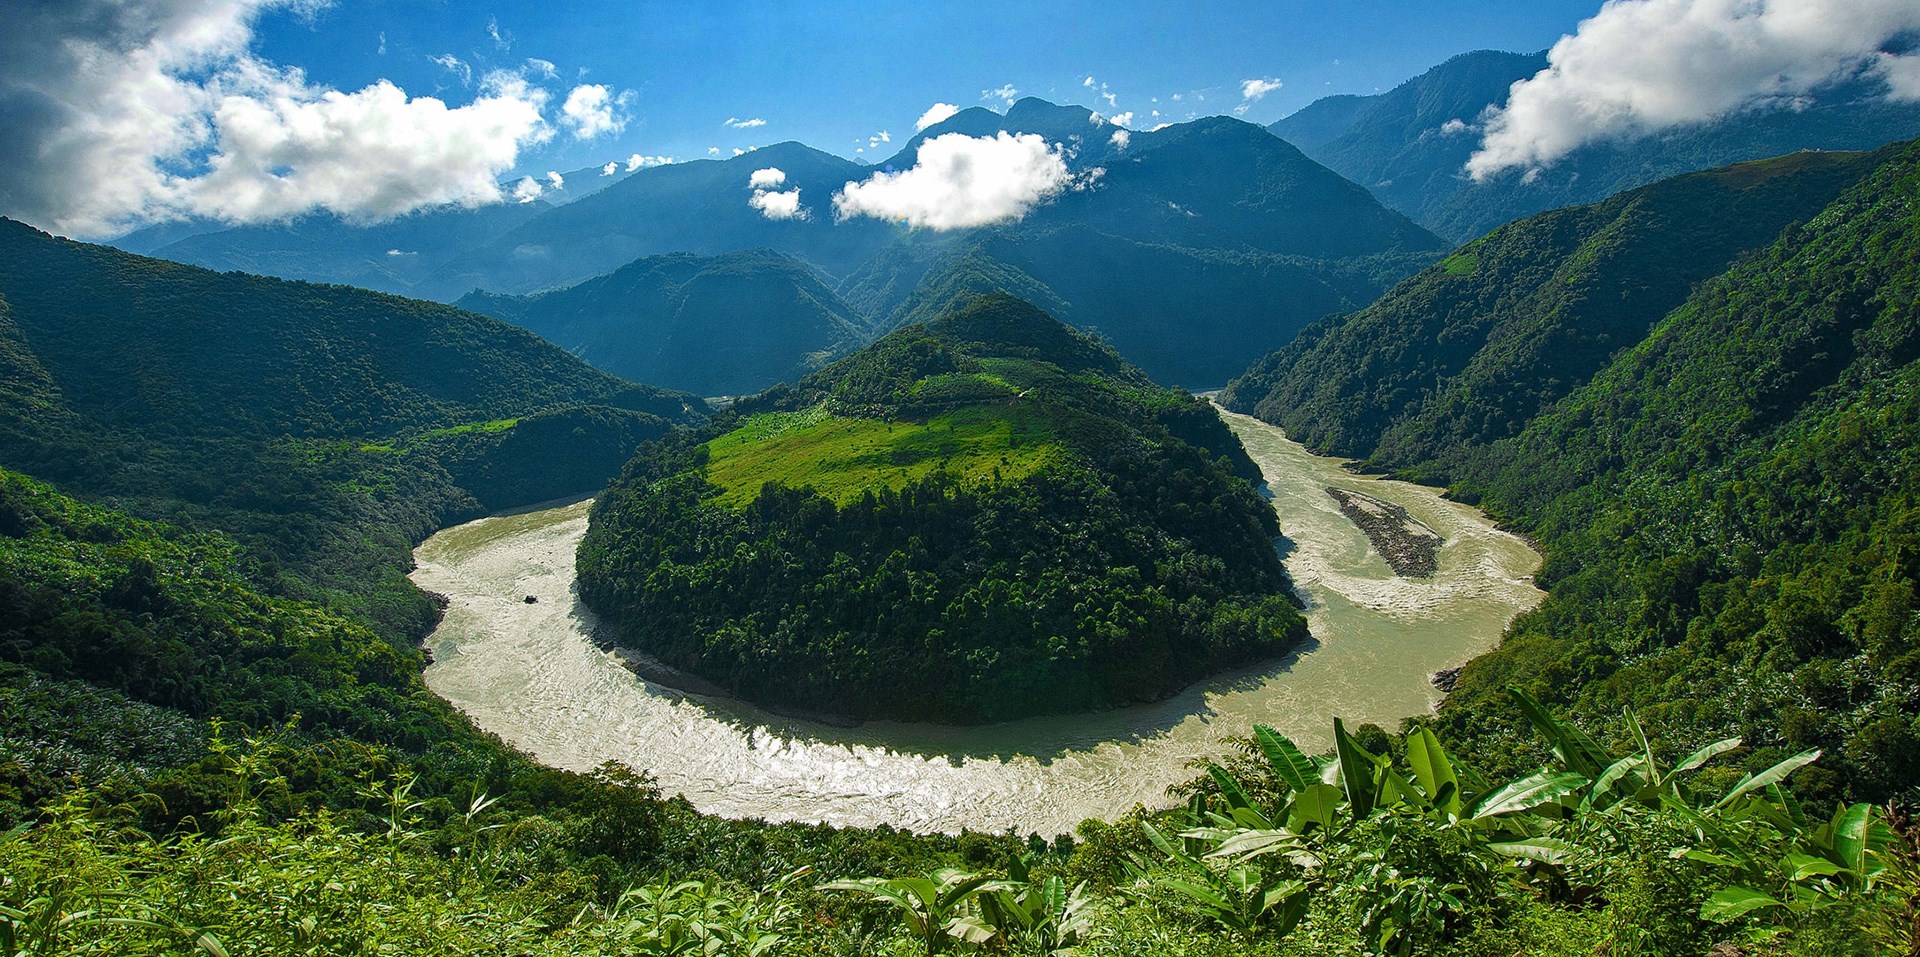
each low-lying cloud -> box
[915,102,960,130]
[0,0,612,237]
[832,132,1070,230]
[1469,0,1920,179]
[747,167,805,220]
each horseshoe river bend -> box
[410,409,1543,836]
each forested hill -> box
[1221,147,1892,476]
[1230,140,1920,804]
[578,293,1306,723]
[0,218,702,642]
[457,249,872,397]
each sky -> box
[3,0,1918,238]
[245,0,1604,169]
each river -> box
[412,410,1541,836]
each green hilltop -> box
[579,293,1305,723]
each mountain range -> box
[1271,49,1920,241]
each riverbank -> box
[412,411,1542,835]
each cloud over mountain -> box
[1469,0,1920,179]
[832,132,1070,230]
[0,0,564,236]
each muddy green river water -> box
[412,410,1542,835]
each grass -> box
[702,404,1063,508]
[1441,251,1481,277]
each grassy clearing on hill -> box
[702,404,1063,508]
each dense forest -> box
[1227,140,1920,808]
[0,218,702,642]
[578,294,1306,722]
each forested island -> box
[578,294,1306,722]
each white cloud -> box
[748,167,787,189]
[877,130,891,142]
[560,84,631,140]
[430,53,472,87]
[511,176,543,203]
[748,187,805,220]
[524,57,557,80]
[915,102,960,130]
[1083,76,1096,88]
[0,0,561,237]
[733,147,747,156]
[981,84,1019,105]
[385,248,413,256]
[1469,0,1920,179]
[626,153,672,171]
[831,131,1071,230]
[376,31,386,56]
[1440,118,1471,135]
[486,15,511,52]
[1109,111,1134,128]
[1110,129,1130,149]
[708,146,722,156]
[601,161,618,176]
[724,116,767,128]
[1240,77,1284,101]
[545,170,564,190]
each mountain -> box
[429,142,895,298]
[0,218,701,640]
[1274,49,1920,241]
[1225,140,1920,803]
[1222,147,1891,474]
[578,293,1305,723]
[848,116,1448,386]
[457,249,871,397]
[105,161,639,298]
[882,96,1126,171]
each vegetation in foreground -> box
[578,294,1307,723]
[1226,140,1920,808]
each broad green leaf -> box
[1406,728,1463,817]
[1209,765,1250,810]
[1490,837,1574,864]
[1717,749,1821,810]
[1782,852,1844,881]
[1206,828,1300,861]
[1288,783,1343,831]
[1255,725,1319,794]
[1700,886,1783,922]
[1510,686,1610,778]
[1831,803,1876,873]
[1472,770,1587,819]
[1332,718,1379,818]
[1673,737,1742,776]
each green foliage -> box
[579,294,1306,722]
[458,249,873,397]
[1227,142,1920,804]
[0,218,699,645]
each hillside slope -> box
[0,218,701,640]
[1222,148,1890,474]
[459,249,870,397]
[1228,141,1920,803]
[579,293,1304,723]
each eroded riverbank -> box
[412,410,1542,835]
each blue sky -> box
[13,0,1913,236]
[250,0,1607,174]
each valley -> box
[412,408,1542,835]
